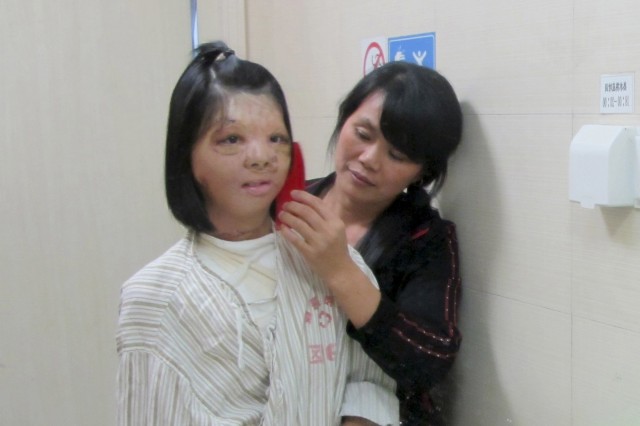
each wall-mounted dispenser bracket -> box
[569,125,640,209]
[635,130,640,208]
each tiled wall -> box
[2,0,638,424]
[0,0,189,424]
[245,1,640,424]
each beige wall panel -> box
[572,318,640,425]
[198,0,247,56]
[571,205,640,332]
[440,114,572,312]
[572,113,640,129]
[246,1,349,117]
[447,289,572,425]
[290,116,336,179]
[437,0,573,115]
[1,0,190,424]
[572,0,640,114]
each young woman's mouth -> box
[242,180,274,196]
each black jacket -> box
[308,174,462,425]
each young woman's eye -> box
[218,135,239,145]
[270,134,290,144]
[212,135,243,155]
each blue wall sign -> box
[388,32,436,69]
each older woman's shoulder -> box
[410,208,457,243]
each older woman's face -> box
[333,91,422,210]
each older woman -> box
[279,61,463,425]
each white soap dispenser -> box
[569,125,639,208]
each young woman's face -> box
[191,92,291,238]
[334,91,422,209]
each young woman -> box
[116,42,397,426]
[279,61,463,425]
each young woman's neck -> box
[208,216,272,241]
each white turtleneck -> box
[195,232,277,330]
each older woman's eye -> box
[355,127,371,141]
[389,149,409,162]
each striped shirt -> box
[116,231,398,425]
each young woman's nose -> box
[244,139,277,169]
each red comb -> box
[275,142,306,228]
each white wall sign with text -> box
[600,73,634,114]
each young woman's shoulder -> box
[117,236,197,349]
[120,235,195,316]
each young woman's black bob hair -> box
[330,61,462,195]
[165,41,293,232]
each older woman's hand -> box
[278,190,381,328]
[277,190,352,281]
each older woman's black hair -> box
[165,41,293,232]
[331,62,463,268]
[330,61,462,196]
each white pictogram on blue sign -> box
[388,32,435,69]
